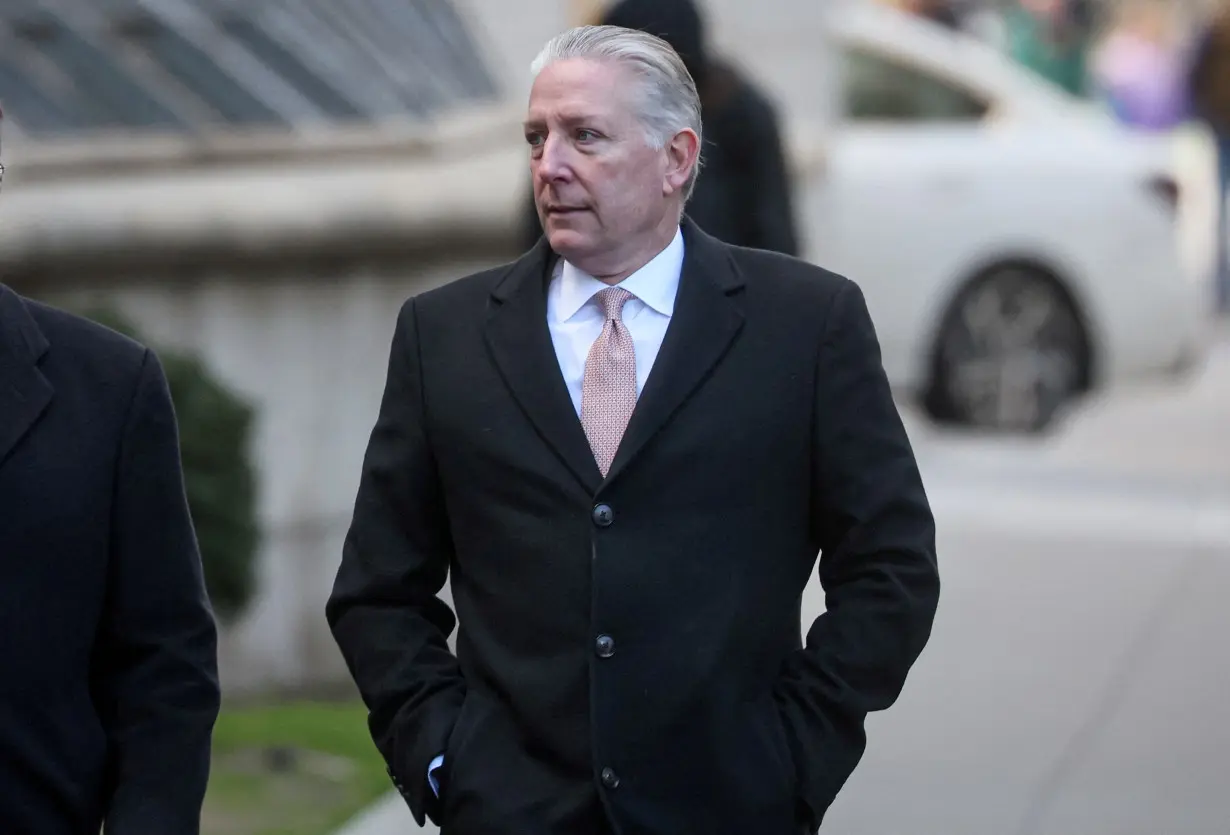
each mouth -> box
[546,206,587,216]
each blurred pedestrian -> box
[329,23,938,835]
[1187,1,1230,314]
[0,108,220,833]
[1092,0,1190,131]
[1005,0,1096,96]
[518,0,800,256]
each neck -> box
[584,216,681,286]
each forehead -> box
[526,58,638,124]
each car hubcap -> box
[942,270,1083,431]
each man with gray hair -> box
[519,0,800,257]
[329,24,939,835]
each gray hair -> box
[530,25,704,200]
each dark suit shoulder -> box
[401,259,522,321]
[27,298,145,358]
[727,245,851,306]
[24,297,151,409]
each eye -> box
[575,128,598,142]
[525,132,544,147]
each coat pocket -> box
[758,690,798,793]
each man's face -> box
[525,58,686,275]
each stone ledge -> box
[5,104,525,184]
[0,135,529,276]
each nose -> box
[535,134,574,183]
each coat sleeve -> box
[97,349,221,834]
[775,279,940,829]
[326,297,464,827]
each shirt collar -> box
[552,226,684,322]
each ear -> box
[662,128,701,197]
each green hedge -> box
[85,306,259,622]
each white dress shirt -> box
[547,225,685,416]
[427,226,685,797]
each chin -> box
[545,228,594,258]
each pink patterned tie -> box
[581,287,638,477]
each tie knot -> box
[594,287,635,322]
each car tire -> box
[923,265,1091,433]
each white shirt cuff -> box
[428,754,445,797]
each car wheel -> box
[925,266,1090,433]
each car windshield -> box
[841,45,991,122]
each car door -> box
[798,40,996,390]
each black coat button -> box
[601,767,620,789]
[595,634,615,658]
[592,503,614,527]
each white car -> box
[791,2,1213,432]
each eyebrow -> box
[523,113,604,131]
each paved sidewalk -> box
[333,792,430,835]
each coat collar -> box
[0,284,53,467]
[484,217,746,494]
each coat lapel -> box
[484,241,604,495]
[0,285,53,468]
[604,220,745,486]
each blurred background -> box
[1,0,1227,833]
